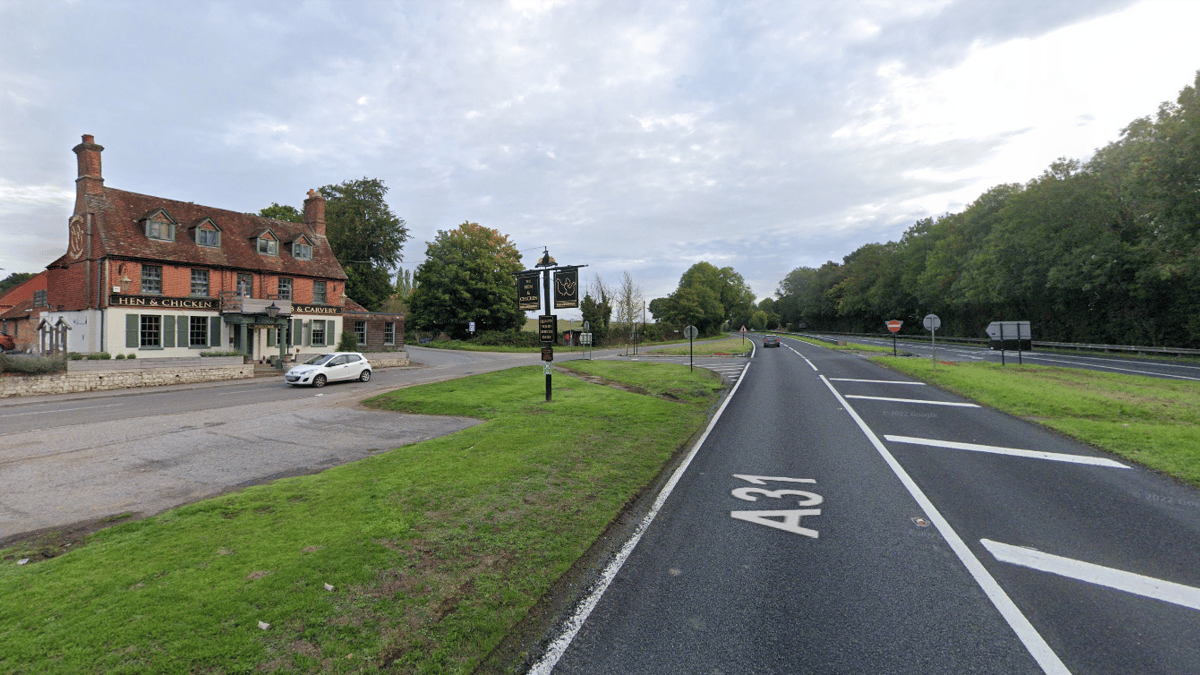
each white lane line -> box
[529,362,754,674]
[787,345,818,370]
[821,376,1069,674]
[844,395,979,407]
[982,539,1200,612]
[0,402,124,418]
[884,435,1130,469]
[830,378,925,385]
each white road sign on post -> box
[923,314,940,369]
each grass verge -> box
[875,358,1200,488]
[0,362,723,674]
[652,337,753,356]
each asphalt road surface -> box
[539,335,1200,675]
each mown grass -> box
[652,337,753,356]
[0,362,723,674]
[876,358,1200,487]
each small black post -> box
[689,333,694,372]
[893,333,897,357]
[1000,323,1006,366]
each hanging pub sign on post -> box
[514,249,588,403]
[554,267,579,309]
[518,274,541,311]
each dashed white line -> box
[982,539,1200,612]
[843,395,979,407]
[786,345,818,370]
[884,435,1130,468]
[821,375,1070,674]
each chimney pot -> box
[303,189,327,237]
[72,134,105,213]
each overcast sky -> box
[3,0,1199,318]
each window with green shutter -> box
[209,317,222,347]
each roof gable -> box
[83,188,347,280]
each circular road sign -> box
[583,321,590,331]
[683,325,699,339]
[923,314,941,331]
[886,320,903,333]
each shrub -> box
[115,354,126,359]
[200,350,244,357]
[475,329,541,347]
[127,353,136,359]
[337,329,359,352]
[0,354,67,375]
[67,352,85,361]
[85,352,112,360]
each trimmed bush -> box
[337,329,359,352]
[0,354,67,374]
[475,329,541,347]
[127,353,136,359]
[85,352,112,360]
[114,354,126,360]
[67,352,85,361]
[200,350,244,357]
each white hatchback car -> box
[285,352,371,387]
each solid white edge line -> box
[884,435,1129,469]
[829,378,925,385]
[843,394,979,407]
[981,539,1200,612]
[528,361,754,674]
[820,375,1071,675]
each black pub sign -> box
[554,267,579,309]
[518,274,541,311]
[539,314,557,344]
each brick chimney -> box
[303,189,326,237]
[72,134,104,213]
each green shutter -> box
[292,318,301,347]
[163,315,176,348]
[126,314,139,348]
[210,317,222,347]
[267,326,276,347]
[326,320,335,347]
[304,320,312,346]
[178,316,189,347]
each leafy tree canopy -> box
[258,203,303,223]
[321,178,410,312]
[408,222,524,339]
[650,262,755,336]
[0,272,36,297]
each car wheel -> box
[359,369,371,382]
[313,374,327,388]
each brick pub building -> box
[38,134,355,361]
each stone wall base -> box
[0,365,254,399]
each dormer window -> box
[293,240,313,260]
[257,232,279,256]
[144,211,176,241]
[194,218,221,247]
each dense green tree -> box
[408,222,524,339]
[581,288,613,344]
[320,178,410,312]
[258,203,303,223]
[652,262,755,336]
[260,179,408,311]
[0,272,36,297]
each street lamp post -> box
[265,303,285,370]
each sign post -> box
[515,250,587,402]
[740,325,747,345]
[923,314,941,370]
[684,325,698,371]
[886,319,903,356]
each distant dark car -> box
[763,335,780,348]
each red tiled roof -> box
[0,297,34,321]
[0,270,49,308]
[62,187,347,281]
